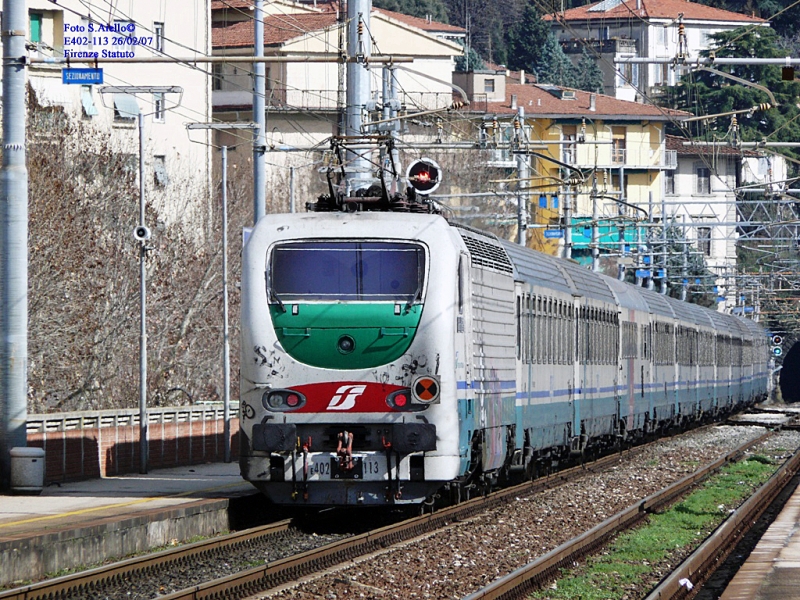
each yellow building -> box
[456,70,688,268]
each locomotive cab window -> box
[269,241,426,303]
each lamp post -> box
[99,86,183,474]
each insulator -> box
[514,118,520,130]
[759,103,771,111]
[357,20,363,35]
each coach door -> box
[456,253,473,473]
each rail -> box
[0,520,291,600]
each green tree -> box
[662,27,800,162]
[573,48,604,93]
[536,35,577,86]
[373,0,450,22]
[454,43,487,71]
[505,1,552,73]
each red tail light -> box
[386,389,426,411]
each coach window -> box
[528,295,534,364]
[516,296,521,360]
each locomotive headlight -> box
[337,335,356,354]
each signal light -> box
[773,347,783,356]
[406,158,442,195]
[394,393,408,407]
[772,334,783,345]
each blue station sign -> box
[543,229,564,239]
[62,68,103,85]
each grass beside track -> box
[531,455,778,600]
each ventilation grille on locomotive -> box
[458,231,514,274]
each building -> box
[24,0,213,228]
[454,70,688,282]
[665,135,787,311]
[546,0,766,101]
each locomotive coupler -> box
[301,436,312,501]
[336,430,354,470]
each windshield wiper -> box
[404,282,422,313]
[270,288,287,313]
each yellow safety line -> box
[0,481,249,530]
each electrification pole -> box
[253,0,267,222]
[186,122,258,463]
[0,0,29,490]
[345,0,372,192]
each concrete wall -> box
[26,406,239,483]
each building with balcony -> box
[664,136,787,311]
[24,0,213,228]
[457,73,689,275]
[546,0,766,102]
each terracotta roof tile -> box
[213,12,338,48]
[544,0,765,23]
[373,9,465,34]
[212,4,462,49]
[485,82,689,120]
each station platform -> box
[0,462,259,587]
[720,476,800,599]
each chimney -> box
[589,93,596,111]
[520,69,525,84]
[511,94,518,109]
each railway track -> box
[464,431,800,600]
[0,520,295,600]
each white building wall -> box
[24,0,212,230]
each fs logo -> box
[326,385,367,411]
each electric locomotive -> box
[239,210,769,507]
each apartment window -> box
[612,127,626,163]
[154,22,164,52]
[697,227,711,256]
[212,63,223,91]
[484,78,495,93]
[153,92,165,123]
[562,125,577,164]
[153,155,168,188]
[665,170,675,195]
[696,166,711,194]
[113,93,139,121]
[81,85,98,117]
[659,63,669,86]
[657,26,667,47]
[29,12,42,43]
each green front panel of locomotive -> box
[270,304,422,369]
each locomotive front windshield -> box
[270,241,425,302]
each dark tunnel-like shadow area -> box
[779,342,799,402]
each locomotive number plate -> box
[300,454,386,481]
